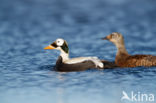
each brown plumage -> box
[102,32,156,68]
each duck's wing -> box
[65,57,103,68]
[125,55,156,67]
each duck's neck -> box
[60,50,69,62]
[115,41,129,56]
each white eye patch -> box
[56,38,64,46]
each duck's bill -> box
[101,37,108,40]
[44,45,55,49]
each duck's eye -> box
[112,34,119,39]
[111,34,115,39]
[56,40,64,46]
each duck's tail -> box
[101,60,118,69]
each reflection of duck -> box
[102,32,156,68]
[44,38,104,72]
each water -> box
[0,0,156,103]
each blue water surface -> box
[0,0,156,103]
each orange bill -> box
[44,45,55,49]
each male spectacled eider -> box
[102,32,156,68]
[44,38,105,72]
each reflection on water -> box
[39,65,54,71]
[0,0,156,103]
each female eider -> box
[102,32,156,68]
[44,38,105,72]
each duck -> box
[102,32,156,68]
[44,38,106,72]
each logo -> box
[121,91,155,102]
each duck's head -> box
[44,38,69,54]
[102,32,124,45]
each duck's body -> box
[102,32,156,68]
[55,57,117,72]
[55,56,102,72]
[115,55,156,67]
[116,54,156,67]
[44,38,117,72]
